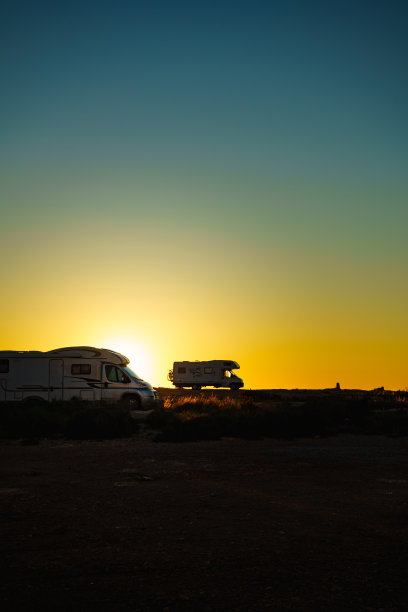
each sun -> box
[101,337,153,383]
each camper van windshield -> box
[123,366,143,381]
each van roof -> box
[0,347,129,365]
[174,360,240,369]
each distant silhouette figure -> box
[336,382,341,390]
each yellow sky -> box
[1,256,406,390]
[1,168,407,390]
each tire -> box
[230,384,240,391]
[121,394,141,410]
[192,384,202,391]
[23,397,47,406]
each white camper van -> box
[0,346,159,409]
[168,360,244,390]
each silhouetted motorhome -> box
[168,360,244,390]
[0,346,159,409]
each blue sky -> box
[2,0,407,180]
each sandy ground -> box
[1,435,408,611]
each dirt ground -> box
[1,435,408,611]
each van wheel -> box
[192,384,202,391]
[230,384,240,391]
[23,397,47,406]
[121,394,141,410]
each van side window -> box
[117,369,130,384]
[105,366,130,384]
[71,364,91,375]
[0,359,9,373]
[204,367,213,374]
[105,365,118,382]
[178,367,186,374]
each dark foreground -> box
[1,436,408,611]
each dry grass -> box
[1,390,407,442]
[147,391,408,442]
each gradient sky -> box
[1,0,407,389]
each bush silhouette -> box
[0,400,138,440]
[146,392,408,442]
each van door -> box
[0,378,6,401]
[49,359,64,401]
[0,358,8,400]
[102,364,131,403]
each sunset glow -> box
[100,337,153,383]
[1,1,407,391]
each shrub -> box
[146,393,408,442]
[0,400,139,441]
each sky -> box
[1,0,407,389]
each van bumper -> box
[138,388,162,410]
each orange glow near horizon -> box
[1,317,407,391]
[99,336,154,383]
[0,174,407,392]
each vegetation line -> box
[1,390,407,442]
